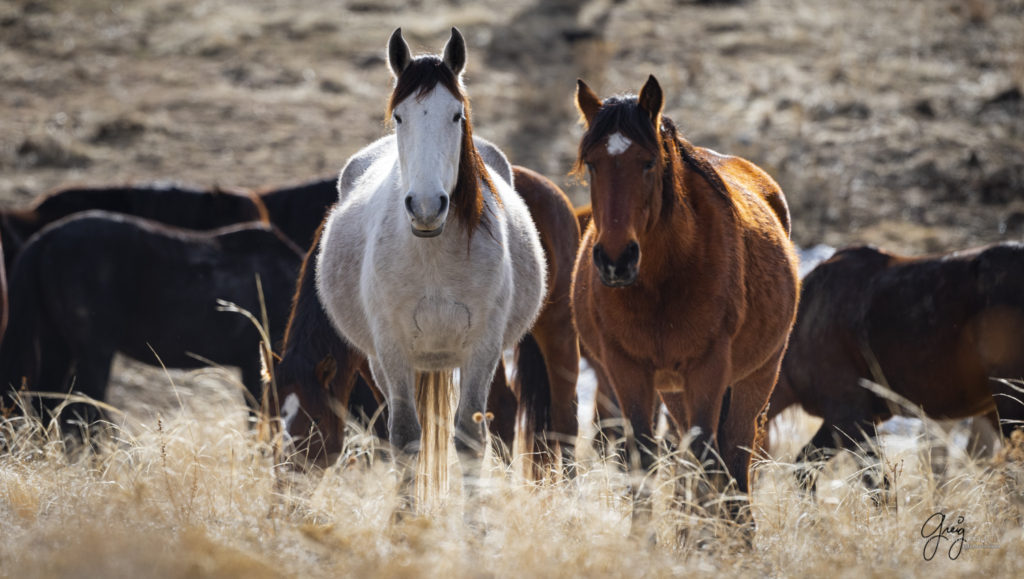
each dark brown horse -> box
[278,166,582,469]
[275,221,383,465]
[0,211,303,425]
[571,76,799,520]
[769,243,1024,485]
[0,183,267,271]
[507,165,581,471]
[255,177,339,251]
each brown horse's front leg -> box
[598,344,657,473]
[717,346,784,495]
[714,346,785,529]
[659,341,732,466]
[659,342,731,523]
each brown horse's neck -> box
[638,139,735,287]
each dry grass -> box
[2,373,1023,578]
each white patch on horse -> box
[606,132,632,156]
[281,393,300,433]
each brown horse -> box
[275,222,383,465]
[769,243,1024,486]
[571,76,799,519]
[278,166,581,470]
[508,165,581,472]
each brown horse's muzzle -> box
[593,241,640,287]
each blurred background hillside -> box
[2,0,1022,253]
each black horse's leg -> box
[64,349,114,443]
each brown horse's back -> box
[700,147,792,237]
[771,246,892,423]
[512,166,579,308]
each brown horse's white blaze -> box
[571,75,799,527]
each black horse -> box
[0,210,303,424]
[0,183,267,272]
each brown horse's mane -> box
[386,56,499,239]
[573,95,734,219]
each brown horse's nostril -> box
[594,241,640,287]
[622,241,640,266]
[593,244,611,272]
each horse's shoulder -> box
[338,135,397,200]
[473,136,513,186]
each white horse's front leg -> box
[455,341,503,456]
[372,346,421,455]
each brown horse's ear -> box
[638,74,664,129]
[442,27,467,76]
[576,79,602,128]
[388,28,412,77]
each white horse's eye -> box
[452,112,462,123]
[395,114,403,124]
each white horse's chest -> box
[362,212,509,367]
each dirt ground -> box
[2,0,1022,256]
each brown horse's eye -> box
[643,160,656,171]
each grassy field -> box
[1,369,1023,577]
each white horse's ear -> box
[388,28,412,77]
[442,27,466,76]
[576,79,602,128]
[638,74,664,129]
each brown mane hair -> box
[572,96,734,222]
[386,56,499,238]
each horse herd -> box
[1,28,1022,531]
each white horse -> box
[315,28,546,500]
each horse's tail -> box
[512,334,551,479]
[414,369,456,512]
